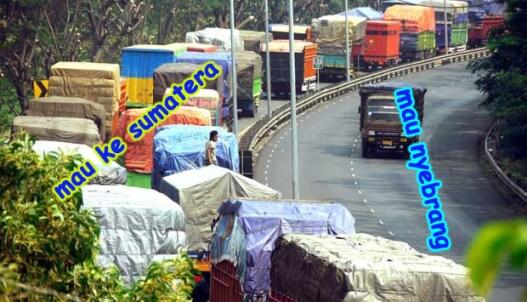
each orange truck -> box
[362,20,401,68]
[261,40,317,96]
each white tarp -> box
[186,27,244,51]
[159,165,281,250]
[32,140,127,185]
[82,185,186,283]
[272,234,485,302]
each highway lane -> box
[254,62,526,301]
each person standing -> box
[205,130,219,166]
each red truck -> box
[362,20,401,69]
[468,15,504,48]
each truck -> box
[236,50,263,117]
[362,20,401,69]
[261,40,317,96]
[358,83,426,158]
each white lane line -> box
[350,161,353,164]
[379,220,384,225]
[363,199,367,203]
[350,167,354,171]
[354,181,358,185]
[352,173,356,177]
[370,208,375,213]
[388,231,394,236]
[358,190,362,194]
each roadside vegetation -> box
[469,0,527,190]
[0,133,198,301]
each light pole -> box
[288,0,299,199]
[444,0,448,54]
[230,0,238,136]
[345,0,350,81]
[264,0,272,118]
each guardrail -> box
[484,123,527,203]
[238,47,490,177]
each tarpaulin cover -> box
[32,140,127,185]
[312,15,367,44]
[118,107,211,173]
[175,52,233,100]
[271,234,485,302]
[81,185,186,283]
[383,5,436,32]
[261,40,315,53]
[49,62,120,137]
[239,30,271,53]
[120,44,186,78]
[174,88,222,126]
[153,62,223,103]
[269,24,310,34]
[186,28,244,52]
[13,116,100,146]
[152,125,239,189]
[236,51,262,100]
[26,96,107,141]
[211,199,356,296]
[159,166,281,250]
[339,7,383,20]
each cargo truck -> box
[358,83,426,158]
[261,40,317,96]
[362,20,401,69]
[236,50,262,117]
[269,24,313,42]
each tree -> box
[0,133,197,301]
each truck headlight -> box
[368,130,375,136]
[401,138,407,142]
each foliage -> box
[469,0,527,163]
[0,134,197,301]
[466,219,527,299]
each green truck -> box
[359,83,426,158]
[236,50,262,117]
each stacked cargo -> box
[166,42,218,52]
[239,30,270,53]
[383,5,436,61]
[25,96,107,141]
[12,116,100,146]
[270,234,484,302]
[209,199,356,300]
[362,20,401,68]
[120,44,186,107]
[269,24,313,41]
[261,40,317,95]
[82,185,186,283]
[152,125,239,190]
[118,107,211,174]
[236,50,263,117]
[175,52,233,123]
[311,15,366,77]
[186,28,244,51]
[434,0,470,53]
[154,62,223,125]
[48,62,120,138]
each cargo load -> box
[164,88,222,126]
[159,167,281,250]
[152,125,239,189]
[82,185,186,283]
[121,44,186,107]
[48,62,120,138]
[165,42,218,53]
[363,20,401,68]
[269,24,313,41]
[261,40,317,95]
[210,199,356,298]
[270,234,484,302]
[383,5,436,32]
[32,140,127,185]
[175,51,233,122]
[153,62,224,103]
[118,107,212,174]
[339,7,383,20]
[186,28,244,52]
[239,30,270,53]
[26,96,107,141]
[236,50,263,117]
[312,15,367,45]
[12,116,100,146]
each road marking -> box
[352,173,356,177]
[363,199,367,203]
[388,231,394,236]
[370,208,375,213]
[358,190,362,194]
[350,161,353,164]
[379,220,384,225]
[350,167,354,171]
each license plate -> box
[382,140,392,146]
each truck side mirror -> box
[358,106,362,113]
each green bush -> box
[0,134,197,301]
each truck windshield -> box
[367,105,401,123]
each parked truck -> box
[358,83,426,158]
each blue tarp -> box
[152,125,239,190]
[121,45,180,78]
[174,51,233,100]
[339,7,383,20]
[211,199,356,296]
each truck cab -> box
[358,83,426,158]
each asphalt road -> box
[254,62,527,301]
